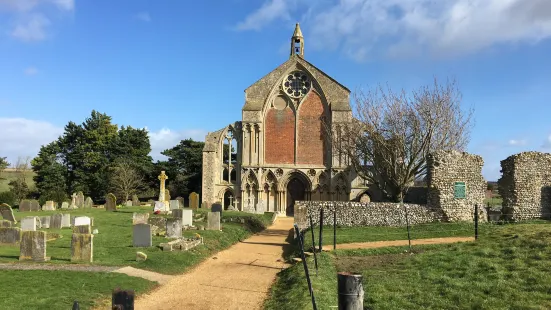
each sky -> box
[1,0,551,181]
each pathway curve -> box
[134,216,295,310]
[322,236,475,251]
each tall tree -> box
[0,157,9,180]
[9,156,31,202]
[32,142,67,203]
[332,78,473,202]
[159,138,205,197]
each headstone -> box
[42,201,56,211]
[0,227,20,244]
[21,217,38,231]
[166,218,182,238]
[154,201,168,213]
[40,216,50,228]
[50,214,63,229]
[70,193,77,209]
[169,200,180,210]
[132,195,140,206]
[0,203,17,223]
[74,216,91,227]
[125,200,132,207]
[61,202,69,209]
[92,229,98,234]
[0,220,12,228]
[73,225,91,234]
[84,197,93,208]
[30,200,41,211]
[133,224,152,247]
[207,212,221,230]
[76,192,85,208]
[19,200,31,212]
[61,214,71,228]
[71,233,93,262]
[19,230,49,261]
[105,193,117,211]
[165,189,171,201]
[211,202,223,215]
[133,213,149,225]
[175,196,184,208]
[189,192,199,210]
[172,209,193,226]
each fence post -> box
[337,272,364,310]
[474,204,479,241]
[319,208,324,252]
[72,301,80,310]
[112,288,134,310]
[309,213,316,252]
[403,203,412,252]
[333,209,337,251]
[294,224,318,310]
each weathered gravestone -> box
[0,204,16,223]
[132,213,149,225]
[211,202,223,215]
[70,193,77,209]
[19,230,49,261]
[50,214,63,229]
[126,200,133,207]
[169,200,180,210]
[42,201,56,211]
[132,194,140,206]
[133,224,152,247]
[154,201,168,213]
[166,218,182,238]
[71,233,93,262]
[61,202,69,209]
[61,214,71,228]
[73,225,91,234]
[207,212,221,230]
[84,197,93,208]
[175,196,184,208]
[19,200,32,212]
[173,209,193,226]
[189,192,199,210]
[165,189,171,201]
[0,227,20,244]
[105,193,117,211]
[40,216,50,228]
[74,216,91,227]
[21,217,38,231]
[76,192,85,208]
[30,200,41,211]
[0,220,12,228]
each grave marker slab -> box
[30,200,41,211]
[21,217,38,231]
[0,220,12,228]
[71,233,93,262]
[133,224,152,247]
[84,197,93,208]
[61,202,69,209]
[105,193,117,211]
[211,202,223,215]
[169,200,180,210]
[207,212,221,230]
[126,200,133,207]
[42,200,56,211]
[76,192,85,208]
[74,216,91,227]
[0,227,20,244]
[0,203,16,223]
[189,192,199,210]
[50,214,63,229]
[40,216,50,229]
[73,225,91,234]
[61,214,71,228]
[132,213,149,225]
[19,230,49,262]
[172,209,193,226]
[19,200,31,212]
[166,218,182,238]
[132,195,140,206]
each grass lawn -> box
[0,270,155,310]
[266,221,551,309]
[0,170,35,192]
[0,206,274,274]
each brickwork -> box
[264,107,295,164]
[297,91,325,165]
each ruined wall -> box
[498,152,551,220]
[294,201,444,230]
[427,150,486,221]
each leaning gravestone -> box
[19,200,32,212]
[20,230,49,261]
[0,227,20,244]
[21,217,38,231]
[0,204,16,223]
[189,192,199,210]
[105,193,117,211]
[76,192,85,208]
[132,194,140,206]
[169,200,180,210]
[84,197,93,208]
[71,233,93,262]
[211,202,223,215]
[207,212,221,230]
[40,216,50,228]
[61,202,69,209]
[166,218,182,238]
[50,214,63,229]
[0,220,12,228]
[133,224,152,247]
[132,213,149,225]
[61,214,71,228]
[42,201,56,211]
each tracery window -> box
[283,71,311,98]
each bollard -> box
[72,301,80,310]
[112,288,135,310]
[337,272,364,310]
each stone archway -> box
[286,175,307,216]
[223,189,234,210]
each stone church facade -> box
[202,24,370,215]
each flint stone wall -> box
[427,150,486,221]
[294,201,443,231]
[498,152,551,220]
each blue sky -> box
[1,0,551,181]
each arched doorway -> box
[286,177,306,216]
[223,189,234,210]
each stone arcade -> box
[202,24,370,215]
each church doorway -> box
[223,189,234,210]
[286,176,306,216]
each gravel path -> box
[134,217,295,310]
[322,236,475,251]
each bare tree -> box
[331,78,473,202]
[109,161,143,202]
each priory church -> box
[202,23,372,215]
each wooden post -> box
[319,208,324,252]
[337,272,364,310]
[475,204,479,241]
[333,209,337,250]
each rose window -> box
[283,71,311,98]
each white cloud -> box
[24,66,38,76]
[0,0,74,12]
[147,128,207,161]
[236,0,551,60]
[0,118,63,165]
[508,139,527,146]
[134,12,151,22]
[541,134,551,149]
[11,14,50,42]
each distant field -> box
[0,170,36,192]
